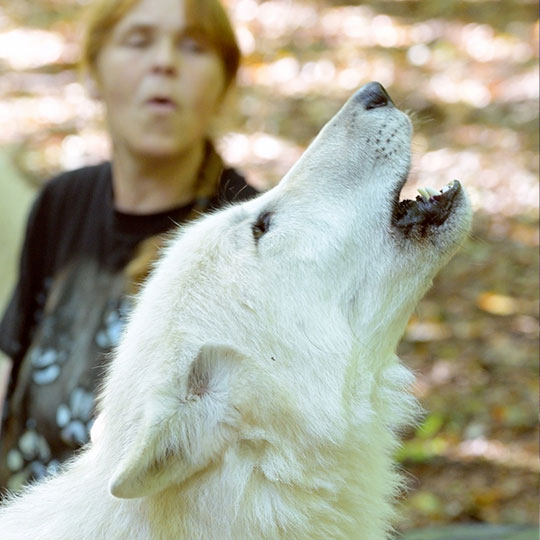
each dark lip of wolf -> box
[391,176,463,238]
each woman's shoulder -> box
[24,162,112,244]
[31,162,112,221]
[43,162,112,200]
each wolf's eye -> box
[252,211,272,241]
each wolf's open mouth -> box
[391,179,462,237]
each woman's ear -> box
[84,74,102,101]
[208,84,238,139]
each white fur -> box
[0,88,471,539]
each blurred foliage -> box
[401,523,537,540]
[0,0,537,532]
[397,211,538,527]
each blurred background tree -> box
[0,0,537,532]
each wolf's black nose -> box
[355,82,394,110]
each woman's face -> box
[95,0,227,159]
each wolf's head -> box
[101,82,471,502]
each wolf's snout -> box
[354,81,394,110]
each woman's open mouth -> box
[145,96,178,112]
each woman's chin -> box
[129,136,202,160]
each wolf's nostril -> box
[365,92,388,109]
[354,82,394,110]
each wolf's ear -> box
[109,345,244,499]
[108,408,190,499]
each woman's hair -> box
[80,0,240,88]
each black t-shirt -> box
[0,157,257,490]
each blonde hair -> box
[80,0,240,88]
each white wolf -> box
[0,82,471,539]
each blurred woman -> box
[0,0,257,491]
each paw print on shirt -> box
[30,346,67,385]
[56,387,95,447]
[5,421,60,491]
[95,297,131,349]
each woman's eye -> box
[252,212,272,241]
[179,35,208,53]
[122,30,151,48]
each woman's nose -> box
[151,38,178,76]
